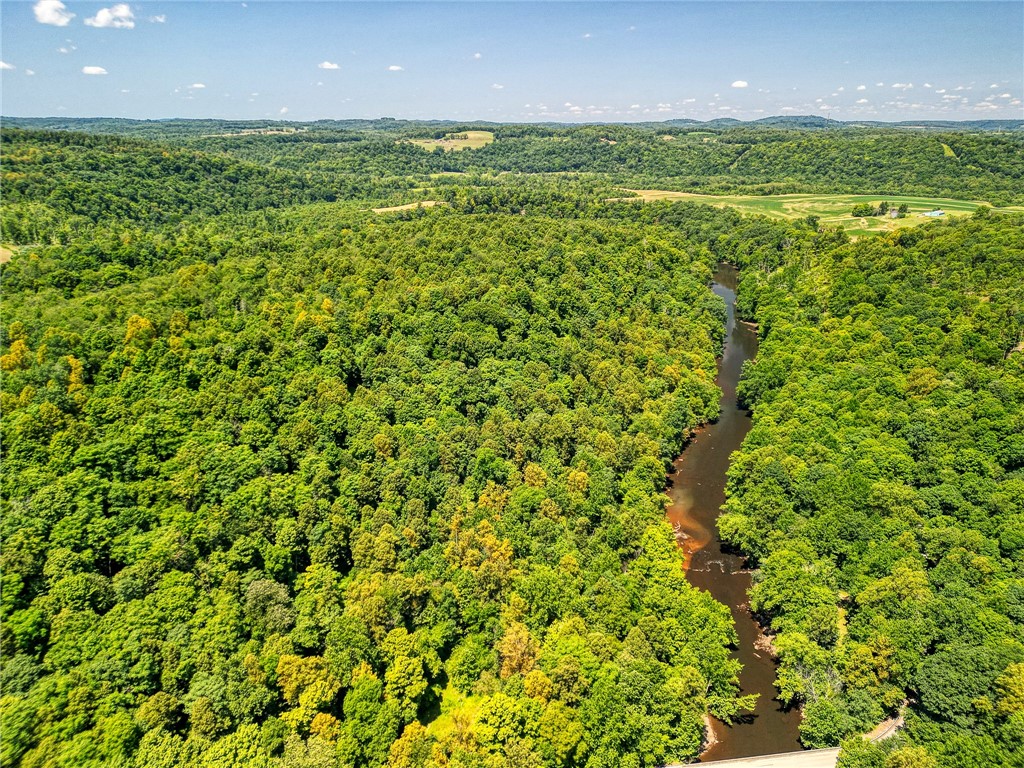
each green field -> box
[409,130,495,152]
[371,200,444,213]
[620,189,1023,236]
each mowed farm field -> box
[371,200,446,213]
[621,189,1024,236]
[409,130,495,151]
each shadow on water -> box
[664,263,803,761]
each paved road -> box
[668,748,841,768]
[670,714,904,768]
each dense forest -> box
[1,141,755,767]
[2,121,1023,768]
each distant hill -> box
[4,117,1022,208]
[0,127,341,240]
[751,115,845,129]
[3,115,1023,138]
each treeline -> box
[1,198,755,768]
[850,202,908,218]
[724,211,1024,766]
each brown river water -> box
[665,263,803,760]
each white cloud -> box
[999,93,1012,98]
[731,80,748,88]
[190,83,205,89]
[85,4,135,29]
[582,33,591,39]
[25,69,35,76]
[876,82,884,87]
[387,65,403,71]
[990,83,999,88]
[82,66,108,75]
[0,61,14,70]
[57,44,76,54]
[935,88,946,94]
[891,83,913,90]
[34,0,74,26]
[473,52,482,60]
[279,107,289,114]
[923,83,933,88]
[491,83,504,90]
[856,98,868,104]
[856,84,866,91]
[318,61,339,70]
[837,86,845,92]
[149,14,166,23]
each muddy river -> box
[665,263,803,761]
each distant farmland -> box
[618,190,1024,236]
[408,130,495,152]
[372,200,444,213]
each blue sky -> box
[2,1,1021,122]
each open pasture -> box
[409,130,494,152]
[620,190,1023,236]
[371,200,445,213]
